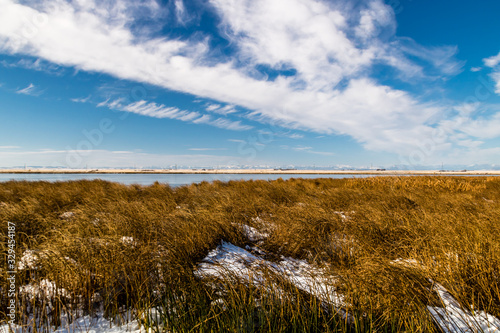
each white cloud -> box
[484,52,500,68]
[491,72,500,94]
[205,103,237,114]
[355,0,394,41]
[111,150,133,154]
[0,145,20,149]
[452,111,500,140]
[292,145,334,155]
[308,151,335,156]
[391,38,464,76]
[201,117,252,131]
[120,100,200,121]
[16,83,41,96]
[97,98,111,108]
[100,99,252,131]
[0,0,479,158]
[174,0,189,25]
[292,146,312,151]
[484,52,500,94]
[470,67,482,72]
[9,57,63,74]
[206,104,221,111]
[71,95,91,103]
[441,147,500,166]
[211,0,378,91]
[218,105,237,114]
[456,139,483,149]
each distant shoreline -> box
[1,168,500,175]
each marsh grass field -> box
[1,176,500,332]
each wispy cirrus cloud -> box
[16,83,42,96]
[292,146,312,151]
[206,104,221,112]
[174,0,189,25]
[387,38,464,77]
[195,116,252,131]
[1,57,64,75]
[440,104,500,140]
[288,133,304,139]
[205,104,237,115]
[291,145,334,156]
[99,99,252,131]
[71,95,91,103]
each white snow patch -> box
[250,216,276,235]
[278,256,344,306]
[197,241,344,307]
[241,224,269,242]
[0,313,146,333]
[120,236,137,247]
[19,279,70,301]
[333,211,355,221]
[196,241,264,281]
[251,217,264,223]
[428,283,500,333]
[65,256,78,266]
[390,258,420,268]
[59,212,75,220]
[18,250,40,270]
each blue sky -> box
[1,0,500,169]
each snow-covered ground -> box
[240,224,269,242]
[0,314,145,333]
[196,240,344,307]
[428,283,500,333]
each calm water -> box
[0,173,379,187]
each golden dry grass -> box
[0,176,499,332]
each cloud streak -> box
[290,145,334,156]
[100,99,252,131]
[484,51,500,94]
[1,57,64,75]
[71,95,91,103]
[16,83,42,96]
